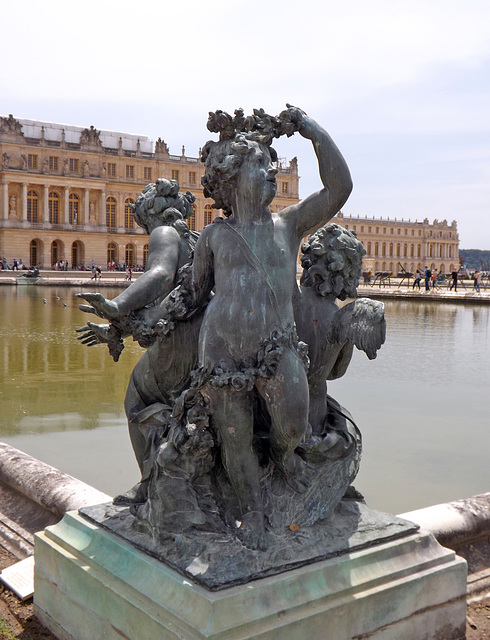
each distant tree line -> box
[460,249,490,270]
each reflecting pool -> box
[1,286,489,514]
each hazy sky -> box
[2,0,489,248]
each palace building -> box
[0,114,300,269]
[335,212,460,275]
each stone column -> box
[84,188,89,225]
[22,183,28,221]
[64,187,70,224]
[1,181,8,220]
[118,193,125,229]
[100,191,106,226]
[44,185,49,223]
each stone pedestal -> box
[34,509,467,640]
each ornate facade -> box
[0,115,299,268]
[335,212,460,274]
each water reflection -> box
[332,299,490,513]
[0,287,142,438]
[1,288,489,511]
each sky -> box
[2,0,489,249]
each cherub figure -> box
[76,180,203,505]
[295,223,386,435]
[158,105,353,549]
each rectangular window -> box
[361,226,364,233]
[383,228,387,234]
[390,228,394,234]
[49,156,59,171]
[69,158,79,173]
[171,169,179,181]
[144,167,152,181]
[368,226,372,233]
[126,165,135,179]
[28,154,38,169]
[376,227,379,233]
[107,162,116,177]
[189,171,196,184]
[282,182,289,194]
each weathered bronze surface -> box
[76,106,386,579]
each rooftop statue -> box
[77,106,386,586]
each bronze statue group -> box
[77,106,385,555]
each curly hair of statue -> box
[201,107,300,215]
[300,223,366,300]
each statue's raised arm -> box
[278,104,353,238]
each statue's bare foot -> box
[113,481,148,506]
[275,452,309,494]
[343,485,365,501]
[237,511,268,551]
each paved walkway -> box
[2,270,490,303]
[357,281,490,303]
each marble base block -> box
[34,510,467,640]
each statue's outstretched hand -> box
[76,322,110,346]
[76,292,119,320]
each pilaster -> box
[22,183,27,221]
[1,181,8,220]
[44,185,49,223]
[84,189,89,226]
[64,187,70,224]
[100,190,106,226]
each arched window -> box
[51,240,61,266]
[71,241,83,269]
[69,194,79,225]
[382,242,386,257]
[125,198,135,229]
[125,244,135,267]
[30,239,40,267]
[204,204,213,226]
[27,190,39,223]
[417,245,421,258]
[106,197,117,228]
[396,243,400,257]
[367,242,371,255]
[49,192,60,224]
[143,244,149,269]
[404,243,408,258]
[389,243,394,257]
[374,242,379,256]
[187,203,197,231]
[107,242,117,265]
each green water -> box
[1,287,489,513]
[0,286,142,493]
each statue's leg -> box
[112,373,150,505]
[124,373,148,475]
[204,385,267,550]
[307,376,328,436]
[256,349,309,492]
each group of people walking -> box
[411,267,483,292]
